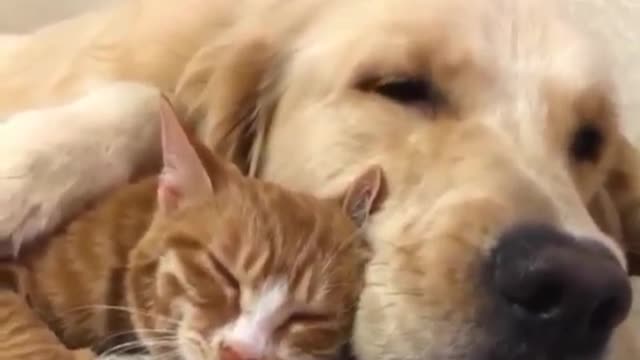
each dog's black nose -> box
[488,223,632,357]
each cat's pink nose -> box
[219,341,261,360]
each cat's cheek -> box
[276,344,331,360]
[157,269,183,299]
[154,274,195,320]
[175,307,216,360]
[176,305,237,360]
[188,304,238,338]
[156,269,212,311]
[282,325,345,359]
[157,250,236,309]
[159,269,238,336]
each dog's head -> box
[177,1,639,359]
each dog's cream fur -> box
[0,83,161,251]
[0,0,639,359]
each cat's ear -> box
[341,165,387,227]
[157,95,214,214]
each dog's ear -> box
[176,29,283,177]
[596,135,640,275]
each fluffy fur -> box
[0,0,639,359]
[0,96,380,359]
[0,82,162,254]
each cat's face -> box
[126,97,383,360]
[143,184,368,360]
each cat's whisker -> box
[143,341,180,353]
[101,334,176,349]
[64,304,182,326]
[180,331,210,360]
[120,328,176,336]
[152,350,183,360]
[53,306,94,319]
[89,304,177,322]
[96,328,177,350]
[318,227,365,277]
[101,340,148,355]
[102,337,178,356]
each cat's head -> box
[127,96,386,360]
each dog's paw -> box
[0,141,131,257]
[0,143,63,256]
[0,82,163,257]
[0,110,133,257]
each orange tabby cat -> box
[0,96,385,360]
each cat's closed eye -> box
[208,253,240,292]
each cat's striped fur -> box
[0,96,384,360]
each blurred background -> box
[0,0,114,33]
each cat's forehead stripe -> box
[202,180,366,311]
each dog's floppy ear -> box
[597,136,640,275]
[176,28,283,177]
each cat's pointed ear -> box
[157,94,213,214]
[341,165,387,227]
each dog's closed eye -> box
[357,75,444,112]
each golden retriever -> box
[0,0,639,359]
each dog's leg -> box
[0,82,163,256]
